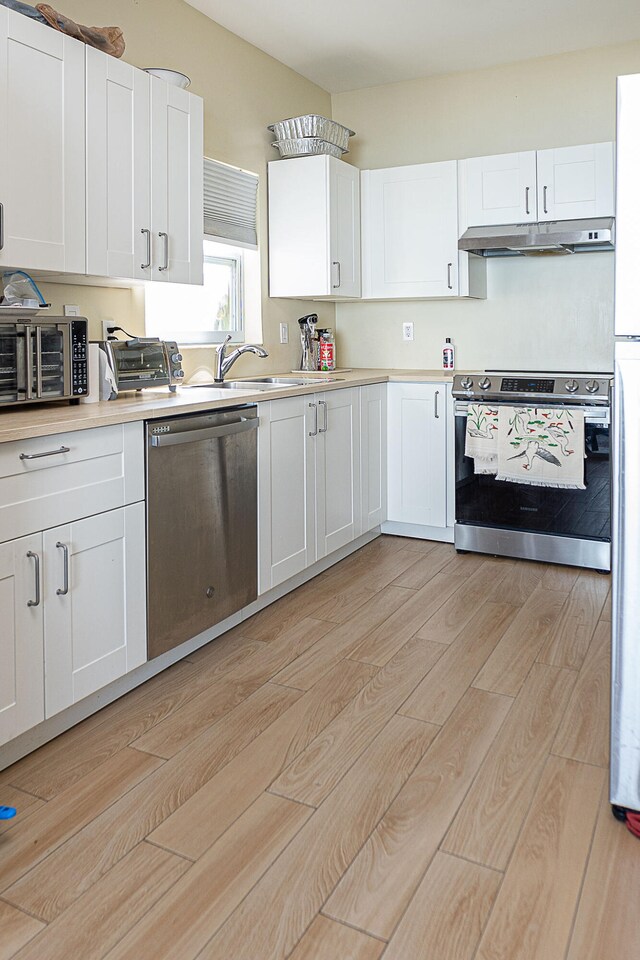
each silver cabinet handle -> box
[141,228,151,270]
[20,445,70,461]
[332,261,341,289]
[0,201,4,250]
[525,186,530,215]
[158,232,169,271]
[56,541,69,596]
[308,402,318,437]
[434,390,440,419]
[543,185,548,215]
[319,399,328,433]
[447,263,453,290]
[26,551,40,607]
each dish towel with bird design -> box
[465,404,500,474]
[495,406,585,489]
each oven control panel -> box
[452,374,611,405]
[500,377,555,393]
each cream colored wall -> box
[332,41,640,372]
[37,0,335,379]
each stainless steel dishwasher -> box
[146,405,258,659]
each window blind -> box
[203,158,258,248]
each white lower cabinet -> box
[258,394,317,593]
[258,386,362,593]
[0,536,45,746]
[315,387,361,559]
[43,504,146,717]
[0,503,146,746]
[386,382,449,531]
[0,422,146,748]
[360,383,387,532]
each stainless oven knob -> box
[460,377,473,390]
[171,352,183,363]
[565,379,579,393]
[174,369,185,379]
[585,379,600,393]
[479,377,491,390]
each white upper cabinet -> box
[361,161,486,300]
[461,142,615,227]
[0,7,85,273]
[362,161,460,298]
[536,142,615,222]
[150,78,204,285]
[460,151,537,226]
[268,155,361,299]
[87,54,203,284]
[86,49,151,280]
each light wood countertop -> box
[0,369,481,444]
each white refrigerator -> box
[612,73,640,817]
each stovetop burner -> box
[452,371,612,405]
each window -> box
[145,158,260,345]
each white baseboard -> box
[381,520,454,543]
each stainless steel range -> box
[452,371,612,571]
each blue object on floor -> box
[0,806,17,819]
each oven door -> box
[454,401,611,542]
[0,323,27,404]
[31,322,72,401]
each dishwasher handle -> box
[150,416,258,447]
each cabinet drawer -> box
[0,422,144,542]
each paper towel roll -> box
[80,343,101,403]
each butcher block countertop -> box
[0,368,478,444]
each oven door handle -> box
[454,401,609,424]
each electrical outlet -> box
[402,322,414,342]
[63,304,80,317]
[102,321,114,340]
[279,322,289,344]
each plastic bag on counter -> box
[1,270,48,307]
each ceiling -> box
[185,0,640,93]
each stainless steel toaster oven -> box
[102,338,184,393]
[0,316,88,406]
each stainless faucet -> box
[214,333,269,382]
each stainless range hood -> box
[458,217,615,257]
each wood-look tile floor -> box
[0,535,634,960]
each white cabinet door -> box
[43,503,146,716]
[150,78,204,285]
[387,383,447,528]
[0,8,85,272]
[86,48,151,280]
[268,155,361,299]
[258,397,316,593]
[536,142,615,221]
[315,388,361,558]
[362,161,460,298]
[360,383,387,532]
[0,535,44,746]
[329,157,361,297]
[461,151,537,226]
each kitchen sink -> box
[184,376,343,390]
[249,376,343,384]
[184,381,284,391]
